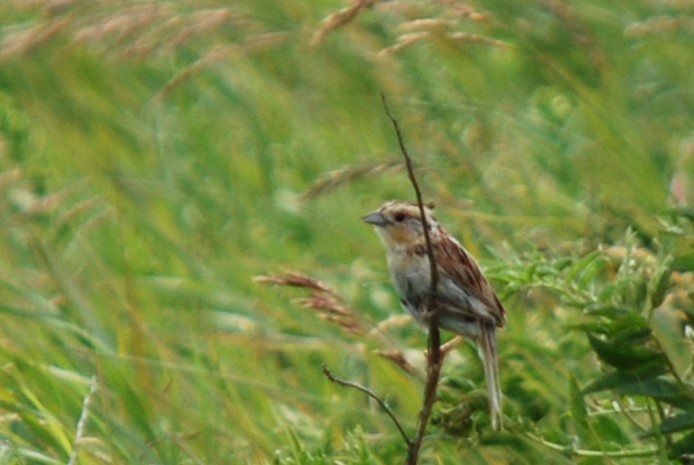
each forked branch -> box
[323,365,411,446]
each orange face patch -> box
[383,225,419,247]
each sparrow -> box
[363,200,505,430]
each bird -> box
[362,200,505,430]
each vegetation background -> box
[0,0,692,463]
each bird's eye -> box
[394,212,406,222]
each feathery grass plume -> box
[624,15,694,38]
[0,19,69,62]
[379,21,513,57]
[374,349,419,377]
[255,272,364,335]
[254,271,334,294]
[314,0,506,57]
[2,2,286,67]
[73,5,239,57]
[72,4,167,46]
[155,32,290,101]
[311,0,378,45]
[301,161,404,200]
[377,32,432,57]
[542,1,606,70]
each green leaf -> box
[641,412,694,438]
[587,333,666,370]
[583,303,630,317]
[649,261,671,309]
[672,254,694,273]
[616,378,694,409]
[524,262,539,281]
[554,257,574,272]
[566,321,610,334]
[612,322,652,345]
[616,378,679,398]
[582,362,668,394]
[569,375,590,442]
[670,431,694,459]
[565,251,605,284]
[650,305,691,380]
[587,374,694,409]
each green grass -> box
[0,1,692,463]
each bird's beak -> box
[362,211,388,226]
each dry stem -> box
[322,96,445,465]
[382,94,444,465]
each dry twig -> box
[323,365,410,445]
[381,94,444,465]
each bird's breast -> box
[387,249,431,299]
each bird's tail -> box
[478,326,502,431]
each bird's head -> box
[362,200,438,250]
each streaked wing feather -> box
[437,233,506,327]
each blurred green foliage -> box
[0,0,692,464]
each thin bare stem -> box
[524,432,658,458]
[405,326,443,465]
[382,94,444,465]
[322,364,411,446]
[68,375,98,465]
[381,94,438,293]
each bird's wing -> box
[436,233,506,328]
